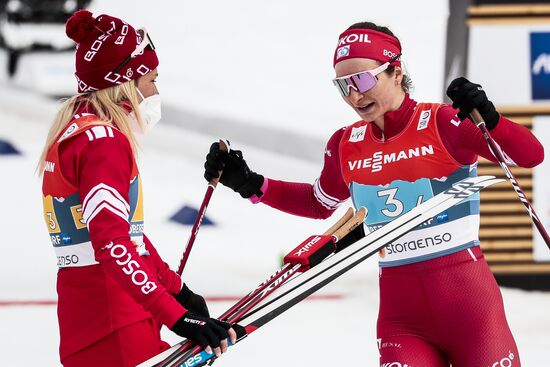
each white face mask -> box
[131,88,162,134]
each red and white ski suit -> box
[254,94,543,366]
[42,108,186,367]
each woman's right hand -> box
[446,77,500,130]
[170,312,237,356]
[204,142,264,199]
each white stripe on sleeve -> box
[91,126,108,139]
[82,184,130,224]
[313,178,343,210]
[85,202,129,225]
[85,130,94,141]
[83,183,130,212]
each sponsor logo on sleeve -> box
[106,242,158,295]
[487,351,515,367]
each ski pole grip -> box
[322,207,354,236]
[210,138,230,187]
[332,207,367,242]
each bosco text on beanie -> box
[66,10,158,93]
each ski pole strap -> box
[283,235,335,270]
[283,208,368,270]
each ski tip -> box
[472,175,505,187]
[477,174,496,180]
[454,175,504,189]
[484,178,506,186]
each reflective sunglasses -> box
[332,53,401,97]
[112,28,156,74]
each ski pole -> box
[158,264,303,367]
[177,139,230,276]
[161,176,507,367]
[470,109,550,250]
[159,208,366,367]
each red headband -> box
[333,29,401,67]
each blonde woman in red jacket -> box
[39,10,235,367]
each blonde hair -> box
[37,81,143,174]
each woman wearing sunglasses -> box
[39,10,235,367]
[204,21,544,366]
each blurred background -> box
[1,0,549,365]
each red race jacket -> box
[42,109,185,360]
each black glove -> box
[170,312,231,350]
[446,77,500,130]
[335,223,365,253]
[175,283,210,317]
[204,142,264,199]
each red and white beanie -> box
[66,10,158,93]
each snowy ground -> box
[0,87,549,366]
